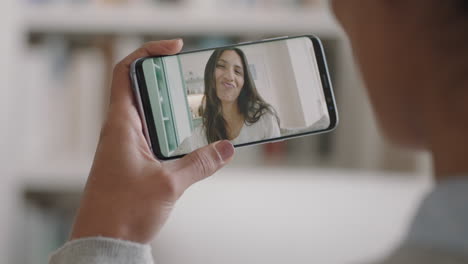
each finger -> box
[173,140,235,190]
[110,39,184,106]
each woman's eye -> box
[235,71,242,75]
[216,64,225,68]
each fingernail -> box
[215,140,234,162]
[173,38,183,45]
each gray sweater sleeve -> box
[49,237,154,264]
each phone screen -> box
[136,36,337,159]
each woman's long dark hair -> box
[200,47,279,143]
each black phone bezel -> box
[133,35,338,160]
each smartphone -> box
[130,35,338,160]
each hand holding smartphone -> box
[69,39,236,244]
[131,35,338,160]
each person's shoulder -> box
[192,125,205,137]
[255,108,281,137]
[259,108,278,125]
[189,125,209,147]
[173,125,207,155]
[378,245,468,264]
[375,177,468,264]
[263,108,276,118]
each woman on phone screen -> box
[173,47,280,155]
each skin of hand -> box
[331,0,468,178]
[70,39,235,244]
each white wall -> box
[242,41,308,128]
[164,56,192,143]
[0,0,23,263]
[239,44,278,108]
[244,38,329,129]
[178,51,212,132]
[287,37,328,127]
[179,50,212,87]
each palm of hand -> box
[70,40,234,243]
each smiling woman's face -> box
[215,50,245,104]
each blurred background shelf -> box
[19,159,93,190]
[23,5,340,36]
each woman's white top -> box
[173,111,280,155]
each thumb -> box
[175,140,235,189]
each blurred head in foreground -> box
[332,0,468,178]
